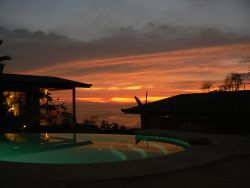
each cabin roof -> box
[0,73,92,90]
[122,91,250,115]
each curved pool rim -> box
[0,133,196,181]
[135,135,191,148]
[0,133,189,165]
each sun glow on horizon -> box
[60,96,168,104]
[110,96,168,103]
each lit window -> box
[3,92,26,117]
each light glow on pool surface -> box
[0,133,186,164]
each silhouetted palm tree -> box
[0,40,11,73]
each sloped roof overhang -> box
[0,73,92,91]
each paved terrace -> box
[1,130,250,187]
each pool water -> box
[0,133,186,164]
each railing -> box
[218,83,250,91]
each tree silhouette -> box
[200,81,213,92]
[224,73,242,91]
[40,90,74,128]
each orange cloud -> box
[76,97,109,103]
[24,42,250,126]
[24,42,250,103]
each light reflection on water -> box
[0,133,185,164]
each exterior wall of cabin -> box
[140,113,250,133]
[1,88,40,131]
[141,114,170,129]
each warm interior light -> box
[4,92,26,117]
[4,134,26,143]
[41,133,50,141]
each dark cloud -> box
[1,26,250,73]
[1,0,250,40]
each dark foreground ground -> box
[1,154,250,188]
[87,154,250,188]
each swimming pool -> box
[0,133,187,164]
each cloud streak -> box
[1,26,250,73]
[19,42,250,101]
[42,41,250,125]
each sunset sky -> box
[1,0,250,126]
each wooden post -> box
[45,89,49,115]
[72,87,76,142]
[0,88,6,129]
[26,88,40,131]
[72,87,76,125]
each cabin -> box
[122,91,250,133]
[0,73,92,132]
